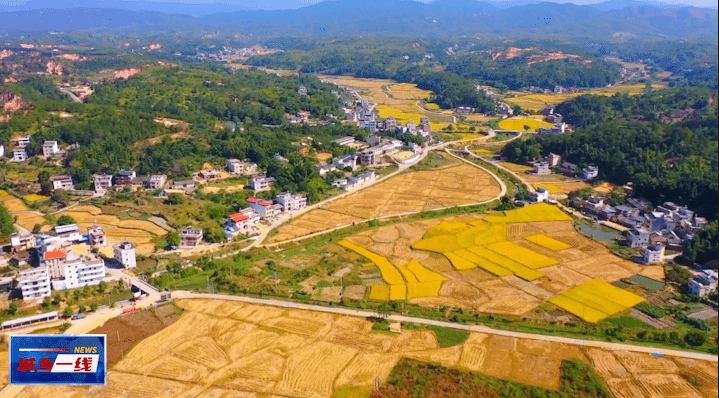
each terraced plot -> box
[549,279,645,323]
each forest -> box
[0,65,360,198]
[503,88,718,219]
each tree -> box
[57,215,76,226]
[63,306,74,318]
[165,193,185,205]
[166,231,180,248]
[523,124,530,131]
[32,223,42,234]
[78,305,86,313]
[98,281,107,293]
[7,301,17,315]
[42,296,52,308]
[377,303,392,319]
[0,202,15,240]
[90,302,99,312]
[684,331,707,347]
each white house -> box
[113,241,136,269]
[87,226,106,246]
[224,208,260,237]
[147,174,167,190]
[179,227,203,248]
[688,270,718,297]
[12,147,28,162]
[529,187,549,203]
[17,267,51,300]
[247,197,276,219]
[50,174,74,191]
[249,174,275,192]
[93,174,113,193]
[315,162,337,177]
[51,252,105,291]
[0,144,4,158]
[275,192,308,212]
[332,136,355,146]
[642,243,665,264]
[582,166,599,180]
[226,159,258,175]
[627,227,650,248]
[333,154,357,170]
[10,232,36,250]
[533,162,551,175]
[42,140,60,157]
[54,224,82,243]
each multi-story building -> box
[12,147,28,162]
[627,227,650,248]
[198,170,221,180]
[224,208,260,237]
[10,232,36,251]
[147,174,167,190]
[226,159,258,175]
[247,197,276,219]
[87,226,106,246]
[115,169,136,186]
[17,267,51,300]
[93,174,113,193]
[249,174,275,192]
[51,252,105,290]
[420,117,431,133]
[642,243,665,264]
[688,270,718,297]
[383,117,397,132]
[529,187,549,203]
[14,135,31,147]
[113,241,136,269]
[55,224,82,243]
[406,121,417,135]
[333,154,357,170]
[42,140,60,157]
[275,192,308,212]
[50,174,74,191]
[179,226,203,248]
[533,162,551,175]
[42,248,67,279]
[582,166,599,180]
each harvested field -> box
[8,298,717,398]
[269,162,500,243]
[57,205,166,255]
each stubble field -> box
[6,298,715,398]
[268,160,501,243]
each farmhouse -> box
[171,180,196,191]
[582,166,599,180]
[10,232,36,250]
[226,159,258,175]
[179,226,203,248]
[456,106,475,114]
[198,170,221,180]
[333,154,357,170]
[383,116,397,132]
[113,241,136,269]
[642,243,665,264]
[315,162,337,177]
[546,113,563,123]
[529,187,549,203]
[11,147,28,162]
[533,162,551,175]
[627,227,650,248]
[54,224,82,243]
[42,140,60,157]
[224,208,260,237]
[275,192,308,212]
[87,226,106,246]
[50,174,74,191]
[115,169,137,186]
[332,178,348,188]
[147,174,167,190]
[50,252,106,291]
[247,197,277,219]
[560,161,578,175]
[17,266,51,300]
[688,270,718,297]
[332,136,356,146]
[93,174,113,192]
[249,174,275,191]
[13,135,31,147]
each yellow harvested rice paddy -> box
[549,279,645,323]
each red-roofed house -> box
[224,208,260,237]
[43,249,67,278]
[247,197,276,219]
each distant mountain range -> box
[0,0,716,39]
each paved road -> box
[57,87,82,103]
[172,291,718,362]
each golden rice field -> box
[23,194,49,202]
[0,190,45,231]
[338,239,445,301]
[504,84,654,112]
[268,160,501,243]
[410,204,571,281]
[534,183,564,193]
[526,234,572,251]
[498,118,553,131]
[548,279,645,323]
[19,298,709,398]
